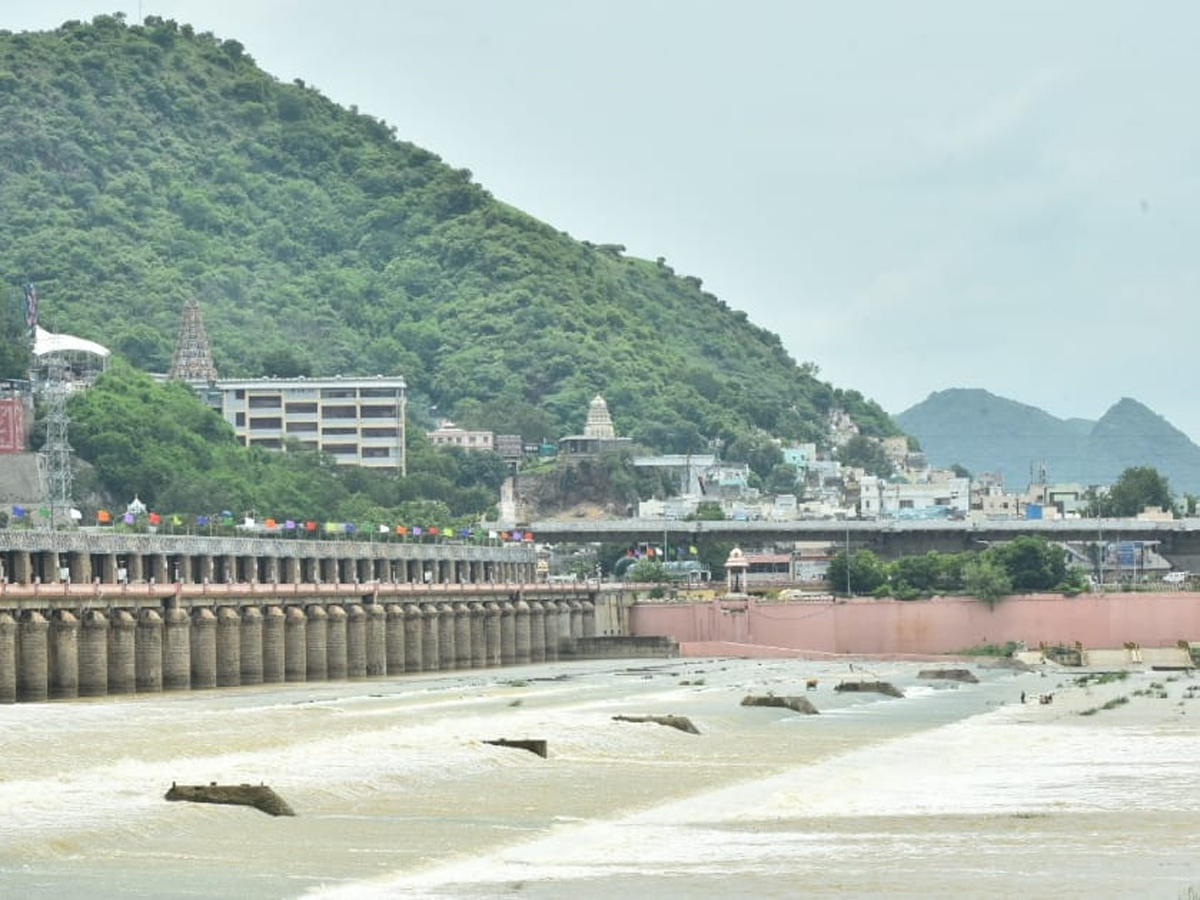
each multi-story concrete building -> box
[211,376,407,473]
[859,474,970,520]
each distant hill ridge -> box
[896,389,1200,496]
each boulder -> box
[917,668,979,683]
[740,694,819,715]
[834,680,904,698]
[484,738,548,758]
[612,714,701,734]
[165,782,295,817]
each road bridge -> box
[0,529,537,587]
[511,517,1200,561]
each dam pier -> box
[0,531,631,704]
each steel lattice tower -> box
[41,355,73,529]
[170,297,218,382]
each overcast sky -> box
[10,2,1200,440]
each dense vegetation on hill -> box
[0,14,897,456]
[60,359,509,526]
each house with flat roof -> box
[428,421,495,451]
[209,376,407,473]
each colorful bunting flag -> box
[12,505,26,518]
[148,512,161,525]
[97,509,111,523]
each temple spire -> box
[169,297,218,382]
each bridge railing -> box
[0,578,598,607]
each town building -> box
[858,474,970,520]
[427,421,495,451]
[210,376,407,473]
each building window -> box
[235,412,245,427]
[286,422,318,433]
[362,427,398,438]
[322,427,357,436]
[360,404,398,418]
[285,402,318,415]
[250,417,282,430]
[323,443,357,456]
[323,405,357,419]
[320,388,356,400]
[248,396,282,409]
[361,447,391,458]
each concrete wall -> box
[566,635,679,659]
[629,593,1200,655]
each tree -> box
[260,347,313,378]
[724,431,784,481]
[686,501,725,521]
[990,536,1067,592]
[963,556,1012,606]
[1093,466,1174,518]
[838,435,894,478]
[764,462,800,496]
[827,549,887,596]
[0,290,32,379]
[888,550,967,598]
[627,558,669,582]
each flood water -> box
[1,657,1197,898]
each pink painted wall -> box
[629,593,1200,654]
[0,397,25,453]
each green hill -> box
[0,13,897,454]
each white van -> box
[1163,571,1190,584]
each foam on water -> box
[4,659,1198,899]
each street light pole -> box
[845,525,852,597]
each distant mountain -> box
[895,389,1200,496]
